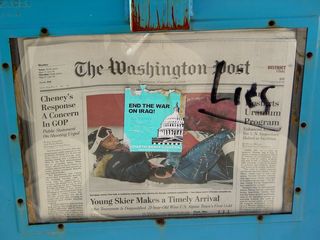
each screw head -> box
[57,223,64,230]
[2,63,9,69]
[268,20,276,27]
[40,27,49,36]
[300,122,307,128]
[306,52,313,59]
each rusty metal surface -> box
[130,0,190,32]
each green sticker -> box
[124,86,183,152]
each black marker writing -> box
[198,109,281,132]
[245,83,257,108]
[234,87,242,105]
[211,61,230,103]
[202,60,280,131]
[260,85,276,113]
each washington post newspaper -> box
[17,29,297,222]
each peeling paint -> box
[131,0,190,32]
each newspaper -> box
[16,29,297,222]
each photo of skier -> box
[88,126,234,184]
[86,92,236,188]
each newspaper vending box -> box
[0,0,319,239]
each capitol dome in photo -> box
[152,103,184,145]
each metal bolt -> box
[10,134,17,140]
[295,187,302,193]
[17,198,24,206]
[300,122,307,128]
[257,215,264,221]
[306,52,313,59]
[2,63,9,69]
[57,223,64,230]
[268,20,276,27]
[155,218,165,226]
[40,27,49,36]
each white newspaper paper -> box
[18,29,297,222]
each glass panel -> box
[10,29,304,223]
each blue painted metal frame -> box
[0,0,319,239]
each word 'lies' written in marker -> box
[200,60,280,131]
